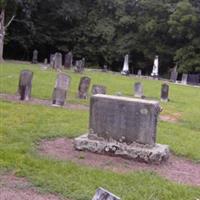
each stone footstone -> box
[74,134,169,164]
[92,187,120,200]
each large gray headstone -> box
[78,76,91,99]
[181,74,188,85]
[89,95,161,146]
[64,51,73,69]
[161,83,169,102]
[54,53,62,70]
[18,70,33,101]
[32,50,38,64]
[52,73,70,106]
[134,82,143,98]
[92,188,120,200]
[92,85,106,95]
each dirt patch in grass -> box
[0,173,65,200]
[38,138,200,187]
[0,93,88,110]
[159,113,182,123]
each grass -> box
[0,61,200,199]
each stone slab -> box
[74,134,170,164]
[92,187,120,200]
[89,95,161,146]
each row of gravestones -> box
[32,50,85,73]
[18,69,169,106]
[134,82,169,102]
[18,70,106,105]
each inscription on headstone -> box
[78,76,91,99]
[92,188,120,200]
[161,83,169,102]
[134,82,143,98]
[18,70,33,101]
[52,73,70,106]
[92,85,106,95]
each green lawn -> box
[0,61,200,199]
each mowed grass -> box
[0,100,200,200]
[0,61,200,199]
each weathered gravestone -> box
[74,95,170,164]
[92,188,120,200]
[181,74,188,85]
[102,65,108,72]
[54,53,62,70]
[50,54,55,68]
[32,50,38,64]
[74,58,85,73]
[44,58,48,65]
[137,69,142,76]
[78,77,91,99]
[170,66,178,82]
[18,70,33,101]
[64,51,73,69]
[134,82,144,98]
[92,85,106,95]
[52,73,70,106]
[161,83,169,102]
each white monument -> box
[121,54,129,75]
[151,55,159,77]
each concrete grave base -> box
[74,134,170,164]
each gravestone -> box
[137,69,142,76]
[50,54,55,68]
[64,51,73,69]
[52,73,70,106]
[102,65,108,72]
[78,76,91,99]
[121,54,129,75]
[181,74,188,85]
[32,50,38,64]
[134,82,143,98]
[92,85,106,95]
[161,83,169,102]
[74,60,82,73]
[44,58,48,65]
[151,55,159,78]
[170,65,178,82]
[74,95,170,163]
[54,53,62,70]
[92,188,120,200]
[18,70,33,101]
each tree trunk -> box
[0,9,5,62]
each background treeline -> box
[2,0,200,74]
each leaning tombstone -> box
[92,188,120,200]
[161,83,169,102]
[181,74,188,85]
[52,73,70,106]
[151,55,159,79]
[64,51,73,69]
[78,76,91,99]
[54,53,62,70]
[32,50,38,64]
[134,82,144,98]
[74,95,170,164]
[18,70,33,101]
[92,85,106,95]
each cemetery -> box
[0,0,200,199]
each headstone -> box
[44,58,48,65]
[78,76,91,99]
[18,70,33,101]
[54,53,62,70]
[74,58,85,73]
[64,51,73,69]
[102,65,108,72]
[170,65,178,82]
[161,83,169,102]
[32,50,38,64]
[151,55,159,78]
[92,85,106,95]
[50,54,55,68]
[121,54,129,75]
[134,82,143,98]
[74,95,169,163]
[92,188,120,200]
[137,69,142,76]
[52,73,70,106]
[181,74,188,85]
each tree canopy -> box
[3,0,200,73]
